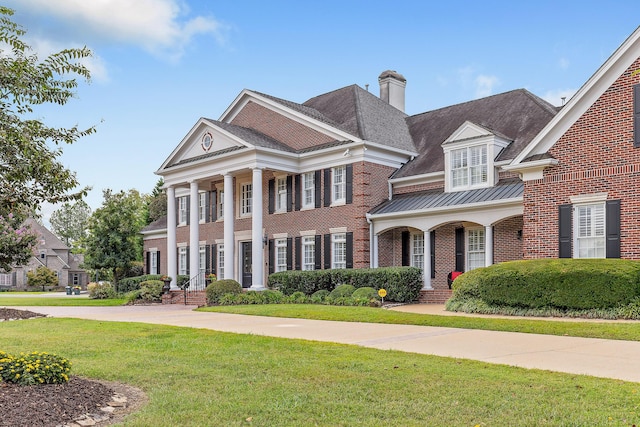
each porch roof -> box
[369,179,523,215]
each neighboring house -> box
[144,26,640,303]
[0,218,89,289]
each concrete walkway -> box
[10,303,640,384]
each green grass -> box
[0,297,126,306]
[198,304,640,342]
[2,318,639,426]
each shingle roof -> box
[141,216,167,233]
[369,179,523,215]
[394,89,557,179]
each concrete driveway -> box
[10,303,640,384]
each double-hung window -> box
[150,250,159,274]
[302,172,315,209]
[276,177,287,212]
[198,192,207,222]
[178,247,188,275]
[575,203,605,258]
[275,239,288,272]
[178,196,188,225]
[241,183,252,216]
[302,236,315,271]
[467,228,485,271]
[332,166,346,204]
[332,233,346,269]
[198,245,206,274]
[411,233,424,269]
[218,244,225,279]
[451,146,487,189]
[218,190,224,220]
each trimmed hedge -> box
[117,274,188,294]
[451,259,640,310]
[206,279,242,305]
[267,267,422,303]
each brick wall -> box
[230,101,334,151]
[524,57,640,259]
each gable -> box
[443,121,493,145]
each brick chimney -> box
[378,70,406,112]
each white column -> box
[423,230,433,290]
[251,168,264,289]
[371,234,379,268]
[223,174,235,280]
[166,186,178,289]
[189,181,200,280]
[485,225,494,267]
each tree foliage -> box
[50,200,91,250]
[0,7,94,268]
[0,213,37,272]
[84,190,147,287]
[147,178,167,224]
[26,266,58,291]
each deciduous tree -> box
[50,200,91,250]
[0,7,94,268]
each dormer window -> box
[443,121,510,192]
[451,145,487,188]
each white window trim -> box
[466,227,486,271]
[150,250,158,275]
[239,180,252,217]
[198,192,207,224]
[198,244,206,273]
[275,238,288,272]
[275,175,288,213]
[178,196,188,226]
[331,165,346,206]
[573,202,606,259]
[332,233,346,269]
[302,172,315,210]
[178,246,188,276]
[217,244,225,279]
[216,184,224,221]
[302,236,315,271]
[410,233,424,269]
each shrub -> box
[311,289,330,303]
[287,291,309,304]
[329,284,355,299]
[87,282,115,299]
[0,351,71,385]
[124,280,163,304]
[450,259,640,311]
[267,267,422,302]
[352,287,380,300]
[206,279,242,305]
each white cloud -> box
[11,0,226,61]
[474,74,499,98]
[542,88,578,107]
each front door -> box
[241,241,252,288]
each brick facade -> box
[523,58,640,259]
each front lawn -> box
[2,318,639,426]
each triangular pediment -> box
[158,118,251,170]
[442,121,493,146]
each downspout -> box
[366,213,374,267]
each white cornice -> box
[502,158,559,181]
[389,171,444,188]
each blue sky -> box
[4,0,639,223]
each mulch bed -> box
[0,307,147,426]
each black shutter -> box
[210,191,217,222]
[634,84,640,148]
[186,246,190,275]
[175,197,180,225]
[294,174,301,211]
[186,196,191,225]
[145,251,150,275]
[314,235,322,270]
[268,239,275,274]
[205,245,211,274]
[286,176,293,212]
[314,170,322,208]
[346,232,353,268]
[345,164,353,205]
[295,237,302,270]
[156,251,161,275]
[204,192,210,223]
[286,237,293,270]
[558,204,572,258]
[430,230,436,279]
[324,234,331,269]
[211,245,217,276]
[401,231,410,266]
[268,179,275,214]
[606,199,621,258]
[455,228,465,272]
[324,169,331,207]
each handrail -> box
[179,272,206,305]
